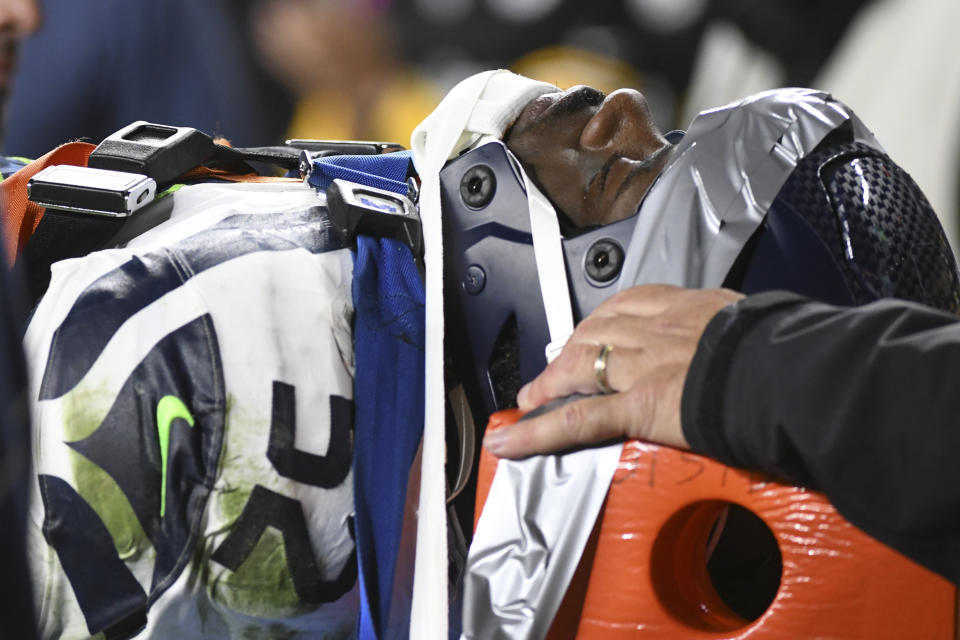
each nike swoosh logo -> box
[156,395,195,518]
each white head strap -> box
[409,69,571,638]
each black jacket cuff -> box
[680,290,810,465]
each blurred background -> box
[3,0,958,247]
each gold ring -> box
[594,344,615,394]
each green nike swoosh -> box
[157,395,195,518]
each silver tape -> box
[462,439,623,640]
[619,87,881,290]
[462,88,879,640]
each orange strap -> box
[1,142,95,268]
[179,166,302,184]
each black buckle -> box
[325,178,423,271]
[88,121,216,186]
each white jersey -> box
[24,181,360,639]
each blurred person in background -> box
[2,0,294,159]
[391,0,960,251]
[251,0,441,145]
[388,0,871,142]
[0,0,38,143]
[682,0,960,249]
[0,0,41,637]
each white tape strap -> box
[410,69,564,639]
[410,72,493,640]
[522,172,575,358]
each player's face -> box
[505,85,672,227]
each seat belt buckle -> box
[285,139,405,156]
[88,121,216,186]
[27,165,157,217]
[326,178,423,269]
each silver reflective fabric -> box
[463,440,623,640]
[462,88,880,640]
[620,87,881,290]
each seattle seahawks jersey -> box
[24,181,360,639]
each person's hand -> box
[482,284,743,458]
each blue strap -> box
[308,151,413,195]
[0,156,28,180]
[352,235,425,639]
[306,149,422,638]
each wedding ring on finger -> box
[594,343,615,394]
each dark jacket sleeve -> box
[0,244,38,639]
[681,291,960,583]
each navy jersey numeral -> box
[211,383,357,604]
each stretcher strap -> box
[179,166,300,184]
[307,152,413,195]
[318,150,420,640]
[410,74,490,640]
[352,235,425,640]
[2,143,307,270]
[522,170,574,360]
[411,69,558,639]
[1,142,95,268]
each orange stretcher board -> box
[475,410,957,639]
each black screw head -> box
[406,176,420,204]
[460,165,496,209]
[585,239,624,284]
[463,264,486,294]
